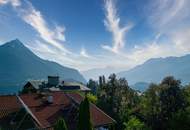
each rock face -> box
[118,55,190,85]
[0,39,86,90]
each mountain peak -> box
[1,39,25,48]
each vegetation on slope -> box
[87,74,190,130]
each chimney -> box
[47,95,53,104]
[48,76,59,87]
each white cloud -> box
[147,0,189,31]
[80,47,91,58]
[123,0,190,66]
[19,3,70,54]
[102,0,133,53]
[171,28,190,52]
[0,0,20,7]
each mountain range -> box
[1,39,190,93]
[82,66,123,80]
[83,54,190,91]
[0,39,86,93]
[118,55,190,85]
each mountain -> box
[118,55,190,85]
[0,39,86,93]
[131,82,150,92]
[82,66,123,80]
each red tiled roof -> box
[19,92,115,129]
[67,93,115,127]
[30,105,65,128]
[0,95,21,119]
[20,92,70,107]
[0,95,21,110]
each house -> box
[23,76,90,93]
[0,91,115,130]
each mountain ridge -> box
[118,54,190,85]
[0,39,86,93]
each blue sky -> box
[0,0,190,72]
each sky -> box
[0,0,190,72]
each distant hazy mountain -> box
[118,55,190,85]
[0,39,86,92]
[82,66,123,80]
[131,82,150,92]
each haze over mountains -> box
[82,66,123,80]
[118,55,190,85]
[1,39,190,93]
[83,54,190,91]
[0,39,86,93]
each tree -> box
[87,93,97,104]
[140,76,187,130]
[87,79,98,95]
[99,76,103,88]
[159,76,185,129]
[169,108,190,130]
[78,97,93,130]
[54,118,68,130]
[102,75,106,85]
[140,83,161,130]
[123,117,146,130]
[97,74,140,129]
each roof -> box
[25,80,91,92]
[67,93,116,127]
[19,92,115,129]
[26,80,44,89]
[63,81,91,91]
[0,95,21,119]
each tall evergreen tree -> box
[99,76,103,88]
[78,97,93,130]
[54,118,68,130]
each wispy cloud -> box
[0,0,20,7]
[19,2,70,54]
[147,0,188,31]
[126,0,190,65]
[80,47,91,58]
[102,0,133,54]
[0,0,70,54]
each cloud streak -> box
[102,0,133,53]
[19,2,70,54]
[80,47,91,58]
[0,0,20,7]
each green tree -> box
[87,93,97,104]
[123,117,146,130]
[54,118,68,130]
[87,79,98,95]
[78,97,93,130]
[159,76,185,129]
[97,74,140,129]
[99,76,103,88]
[140,83,161,130]
[169,108,190,130]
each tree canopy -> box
[78,97,93,130]
[93,74,190,130]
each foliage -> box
[78,97,93,130]
[87,79,98,95]
[123,116,146,130]
[96,74,140,129]
[87,93,97,104]
[54,118,68,130]
[92,74,190,130]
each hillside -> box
[118,55,190,85]
[0,39,86,93]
